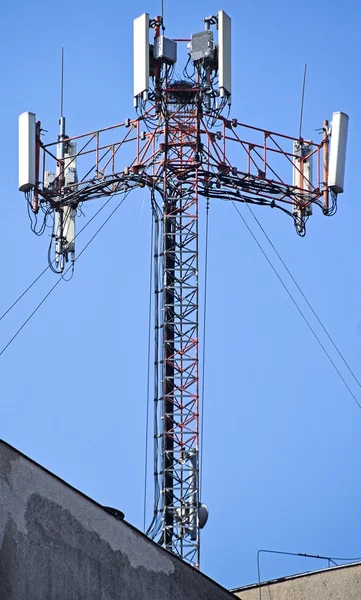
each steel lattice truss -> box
[36,105,329,227]
[30,77,330,568]
[151,107,200,565]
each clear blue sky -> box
[1,0,361,590]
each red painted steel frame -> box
[37,116,327,214]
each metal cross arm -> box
[31,113,328,221]
[36,115,161,208]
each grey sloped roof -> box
[0,439,234,600]
[231,560,361,600]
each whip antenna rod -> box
[60,47,65,118]
[298,63,307,139]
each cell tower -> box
[18,11,348,568]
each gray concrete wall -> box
[232,562,361,600]
[0,440,234,600]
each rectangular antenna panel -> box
[133,13,150,102]
[55,208,75,255]
[18,112,36,192]
[44,171,56,190]
[63,207,76,254]
[328,111,349,194]
[293,141,313,215]
[64,142,78,186]
[218,10,231,98]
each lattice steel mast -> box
[18,9,349,570]
[149,87,202,564]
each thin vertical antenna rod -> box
[58,46,66,164]
[60,47,65,118]
[298,63,307,139]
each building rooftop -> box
[0,439,234,600]
[231,560,361,600]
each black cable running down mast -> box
[163,197,175,547]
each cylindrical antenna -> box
[58,47,66,192]
[298,63,307,139]
[161,0,164,29]
[60,47,65,118]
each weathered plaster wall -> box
[232,562,361,600]
[0,441,233,600]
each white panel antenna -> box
[63,142,77,257]
[55,207,76,266]
[293,141,313,216]
[64,142,78,187]
[218,10,231,99]
[328,111,349,194]
[63,206,76,255]
[133,13,150,105]
[54,141,78,267]
[18,112,36,192]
